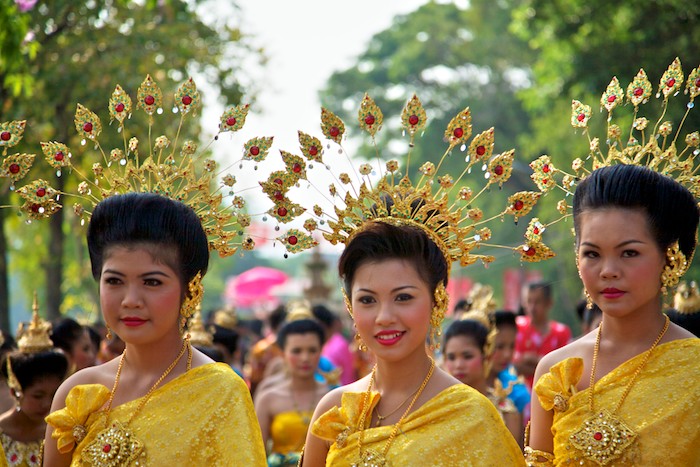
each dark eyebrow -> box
[356,285,419,294]
[102,270,172,278]
[581,239,645,248]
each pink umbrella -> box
[225,266,289,308]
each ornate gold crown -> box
[527,58,700,256]
[0,75,295,257]
[16,292,54,353]
[673,281,700,314]
[271,94,550,268]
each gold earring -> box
[341,288,353,316]
[429,282,448,351]
[661,241,688,295]
[353,323,367,352]
[105,326,112,340]
[181,272,204,321]
[584,289,593,309]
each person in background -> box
[312,304,356,385]
[0,334,17,416]
[666,280,700,336]
[249,305,287,395]
[255,319,330,466]
[487,310,530,420]
[514,281,571,387]
[443,318,523,446]
[50,318,97,373]
[0,297,68,466]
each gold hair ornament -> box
[661,241,690,294]
[429,282,449,350]
[528,58,700,275]
[16,291,54,353]
[180,272,203,332]
[0,75,300,257]
[272,94,549,267]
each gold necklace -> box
[81,340,192,466]
[290,385,317,426]
[374,384,421,427]
[352,358,435,467]
[569,315,669,466]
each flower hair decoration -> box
[0,75,296,257]
[271,94,551,269]
[527,57,700,256]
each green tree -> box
[1,1,263,328]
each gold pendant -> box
[351,448,388,467]
[81,421,145,466]
[569,410,637,465]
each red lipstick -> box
[375,330,405,346]
[122,317,147,327]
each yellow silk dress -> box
[267,410,312,466]
[0,432,39,466]
[312,384,524,466]
[534,338,700,466]
[46,363,266,466]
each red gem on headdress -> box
[115,103,125,113]
[9,164,20,174]
[695,78,700,88]
[607,95,616,103]
[494,165,504,176]
[274,178,283,185]
[10,454,17,462]
[633,87,644,97]
[1,131,11,141]
[182,95,193,105]
[666,78,676,88]
[453,127,464,138]
[83,122,93,133]
[309,145,318,156]
[36,187,46,197]
[514,200,524,211]
[364,114,375,126]
[542,164,550,173]
[103,444,111,453]
[577,113,585,122]
[409,114,419,126]
[30,455,37,463]
[533,227,540,234]
[30,204,40,213]
[288,235,298,245]
[277,207,288,217]
[292,163,302,173]
[593,432,603,441]
[55,151,64,161]
[525,247,536,257]
[476,145,486,156]
[226,117,236,126]
[250,146,260,156]
[144,95,155,105]
[274,190,283,201]
[329,126,340,137]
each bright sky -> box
[201,1,430,255]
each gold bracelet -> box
[524,446,555,467]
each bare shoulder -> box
[665,322,697,341]
[51,360,119,411]
[535,333,593,380]
[188,346,216,368]
[314,377,368,418]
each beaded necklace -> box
[351,358,435,467]
[81,340,192,466]
[569,316,669,465]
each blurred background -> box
[1,0,698,335]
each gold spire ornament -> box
[272,93,549,269]
[0,75,305,258]
[16,292,54,353]
[188,306,214,347]
[527,58,700,272]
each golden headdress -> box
[526,58,700,270]
[674,281,700,314]
[0,75,299,257]
[271,94,550,268]
[212,307,238,330]
[286,299,314,322]
[16,292,54,353]
[188,305,214,348]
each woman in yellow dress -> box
[291,94,534,466]
[526,60,700,466]
[18,76,270,466]
[255,318,329,466]
[0,297,68,467]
